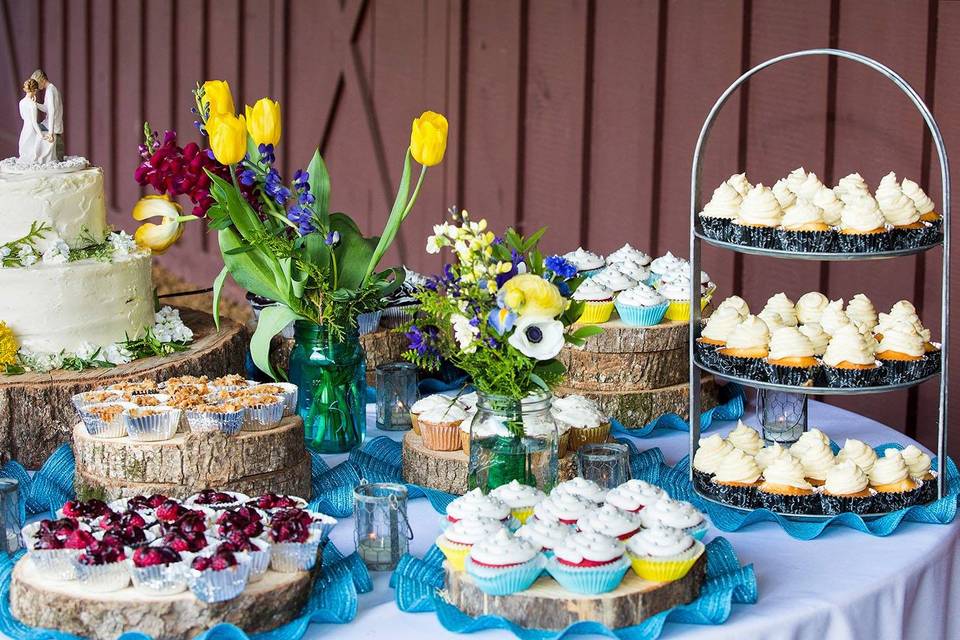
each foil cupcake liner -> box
[381,304,420,328]
[758,489,822,515]
[915,477,937,505]
[71,390,126,412]
[243,396,286,431]
[879,357,928,385]
[183,492,249,511]
[185,408,245,435]
[921,349,943,378]
[734,223,779,250]
[764,362,820,386]
[79,402,137,439]
[692,470,717,500]
[710,481,760,509]
[694,340,724,371]
[567,423,611,451]
[206,539,272,583]
[247,383,298,416]
[465,555,546,596]
[545,556,630,595]
[698,216,733,241]
[836,230,892,253]
[778,228,836,254]
[27,548,79,581]
[189,556,252,603]
[269,532,322,573]
[73,560,131,593]
[123,407,181,442]
[872,484,925,512]
[308,511,338,544]
[820,491,877,515]
[129,559,191,595]
[420,421,463,452]
[614,301,668,327]
[821,364,884,388]
[358,310,383,335]
[890,225,937,251]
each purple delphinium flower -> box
[544,255,577,280]
[405,325,440,358]
[258,143,276,165]
[495,249,524,288]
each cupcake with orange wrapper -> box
[821,324,883,388]
[698,180,741,240]
[464,529,546,595]
[490,480,546,525]
[732,183,782,248]
[765,326,819,385]
[717,314,770,379]
[709,448,762,508]
[836,438,878,475]
[410,394,463,435]
[572,278,615,324]
[869,449,923,510]
[626,526,704,582]
[436,517,506,571]
[758,455,819,514]
[820,460,875,515]
[837,194,892,252]
[545,531,630,595]
[779,199,834,252]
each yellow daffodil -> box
[208,113,247,165]
[245,98,282,146]
[132,195,185,254]
[0,322,18,366]
[201,80,235,117]
[500,274,565,318]
[410,111,448,166]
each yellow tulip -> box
[0,321,18,366]
[245,98,282,146]
[208,113,247,165]
[501,274,566,318]
[131,195,185,254]
[201,80,235,117]
[409,111,448,166]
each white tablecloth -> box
[317,400,960,640]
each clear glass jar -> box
[467,391,559,493]
[288,321,366,453]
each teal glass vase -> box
[288,321,366,453]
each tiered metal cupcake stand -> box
[688,48,951,518]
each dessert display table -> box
[73,415,311,501]
[314,401,960,640]
[0,308,247,467]
[10,556,314,640]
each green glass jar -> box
[288,321,366,453]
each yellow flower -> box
[208,113,247,165]
[501,274,566,318]
[409,111,448,166]
[0,322,18,367]
[132,195,185,254]
[245,98,282,146]
[201,80,235,117]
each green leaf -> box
[224,244,256,255]
[251,304,303,379]
[528,373,548,391]
[301,232,331,272]
[307,150,331,228]
[218,227,288,304]
[363,150,414,283]
[331,219,377,291]
[212,266,230,331]
[246,135,262,165]
[570,325,604,340]
[207,170,265,244]
[521,227,547,252]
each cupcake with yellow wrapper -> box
[572,278,614,324]
[551,394,610,450]
[436,517,506,571]
[626,526,705,582]
[491,480,546,525]
[657,270,713,322]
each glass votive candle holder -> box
[0,478,21,556]
[757,389,808,445]
[576,442,630,489]
[353,481,412,571]
[376,363,418,431]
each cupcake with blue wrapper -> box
[614,284,667,327]
[465,529,545,595]
[545,531,630,595]
[563,247,605,276]
[625,526,705,582]
[515,517,571,556]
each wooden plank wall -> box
[0,0,956,455]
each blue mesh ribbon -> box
[610,384,745,438]
[392,537,756,639]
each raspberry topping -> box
[62,499,110,519]
[170,511,208,534]
[192,489,235,505]
[64,529,96,550]
[191,549,238,572]
[77,538,126,565]
[268,508,313,544]
[99,510,148,531]
[156,500,190,522]
[132,545,182,568]
[250,493,300,510]
[217,507,264,538]
[36,517,80,537]
[162,530,208,553]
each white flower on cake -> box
[101,343,133,365]
[508,315,564,361]
[451,313,479,354]
[0,246,10,264]
[108,230,139,256]
[41,239,70,265]
[154,306,194,343]
[17,244,38,267]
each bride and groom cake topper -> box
[18,69,63,165]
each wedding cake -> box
[0,158,156,359]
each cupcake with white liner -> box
[554,477,608,504]
[572,278,615,325]
[605,243,652,267]
[726,172,753,198]
[779,199,834,252]
[436,517,505,571]
[838,194,891,252]
[418,402,469,452]
[821,323,883,387]
[835,438,878,475]
[515,517,572,556]
[733,183,782,248]
[639,498,708,540]
[122,406,181,442]
[546,531,630,595]
[758,455,819,514]
[129,545,191,596]
[821,460,875,515]
[490,480,547,524]
[626,526,705,582]
[532,492,597,527]
[709,448,762,508]
[576,504,642,541]
[189,549,252,602]
[692,434,735,498]
[79,401,138,439]
[698,180,742,240]
[614,284,668,327]
[409,394,464,435]
[563,247,606,276]
[604,479,667,513]
[551,394,610,450]
[465,529,545,595]
[726,421,763,456]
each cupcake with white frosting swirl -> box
[604,479,667,513]
[639,498,708,539]
[532,491,597,527]
[696,306,741,370]
[901,177,939,223]
[726,172,753,198]
[616,259,651,284]
[465,529,546,595]
[515,517,572,555]
[692,434,734,498]
[813,185,845,226]
[772,179,796,210]
[726,421,763,456]
[799,442,836,487]
[614,283,668,327]
[592,265,638,292]
[762,293,798,327]
[554,477,608,504]
[717,314,770,378]
[436,517,506,571]
[799,323,830,357]
[572,277,615,324]
[754,443,796,471]
[779,198,834,252]
[876,172,922,230]
[758,455,819,514]
[715,295,750,320]
[605,243,652,267]
[785,167,808,194]
[838,194,891,252]
[490,480,547,524]
[869,448,921,510]
[900,444,936,505]
[818,298,849,336]
[699,181,742,240]
[822,324,883,388]
[876,320,927,383]
[551,395,610,451]
[576,504,642,540]
[766,326,819,384]
[546,531,630,595]
[821,460,875,515]
[709,448,762,508]
[836,438,878,474]
[835,172,871,204]
[563,247,605,275]
[846,293,878,333]
[625,526,705,582]
[734,183,782,249]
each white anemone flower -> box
[451,313,479,354]
[508,315,565,361]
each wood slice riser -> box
[444,554,706,630]
[401,432,577,496]
[555,377,720,428]
[73,416,311,501]
[11,556,314,640]
[0,308,247,467]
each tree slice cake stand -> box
[10,555,315,640]
[444,554,706,631]
[0,308,247,467]
[401,432,578,496]
[73,416,311,501]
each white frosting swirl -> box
[616,260,651,283]
[490,481,547,509]
[823,324,875,367]
[464,414,511,437]
[800,444,836,481]
[798,323,829,356]
[836,173,871,204]
[795,292,828,324]
[785,167,808,193]
[447,489,511,522]
[716,295,749,319]
[727,421,763,456]
[813,185,845,226]
[563,247,605,271]
[577,504,642,539]
[656,272,692,301]
[639,498,705,530]
[554,477,608,504]
[551,395,606,430]
[762,293,798,327]
[876,171,920,226]
[835,439,878,474]
[737,184,783,227]
[701,306,741,343]
[818,299,848,336]
[604,480,666,512]
[846,294,878,332]
[468,529,538,566]
[553,531,624,565]
[824,460,869,496]
[626,526,696,558]
[900,445,932,480]
[781,199,826,229]
[762,455,813,490]
[724,315,770,352]
[572,278,614,302]
[649,251,686,276]
[878,321,925,357]
[840,195,886,233]
[796,172,825,201]
[533,492,597,524]
[726,173,752,197]
[869,449,910,486]
[420,403,469,424]
[768,326,815,361]
[693,434,735,475]
[592,265,639,292]
[443,517,506,545]
[772,179,796,209]
[712,448,761,484]
[515,517,572,551]
[701,182,742,219]
[605,243,652,266]
[754,443,795,471]
[901,178,935,215]
[616,284,666,308]
[789,428,831,457]
[412,394,465,414]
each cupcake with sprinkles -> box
[562,247,606,277]
[821,460,875,515]
[626,526,705,582]
[490,481,547,525]
[546,531,630,595]
[553,477,608,504]
[436,517,506,571]
[605,243,652,268]
[639,498,708,540]
[465,529,546,595]
[515,517,572,556]
[533,492,597,527]
[445,488,511,525]
[614,284,668,327]
[572,278,615,324]
[604,479,667,514]
[576,504,642,541]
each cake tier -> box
[0,252,154,353]
[0,166,108,250]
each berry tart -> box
[184,489,249,510]
[73,536,130,592]
[189,548,252,603]
[130,545,190,595]
[247,493,308,512]
[217,534,273,582]
[267,508,324,572]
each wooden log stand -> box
[401,431,578,495]
[10,555,315,640]
[0,308,247,467]
[444,554,706,631]
[73,416,311,502]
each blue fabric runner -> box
[610,383,745,438]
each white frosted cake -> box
[0,159,156,357]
